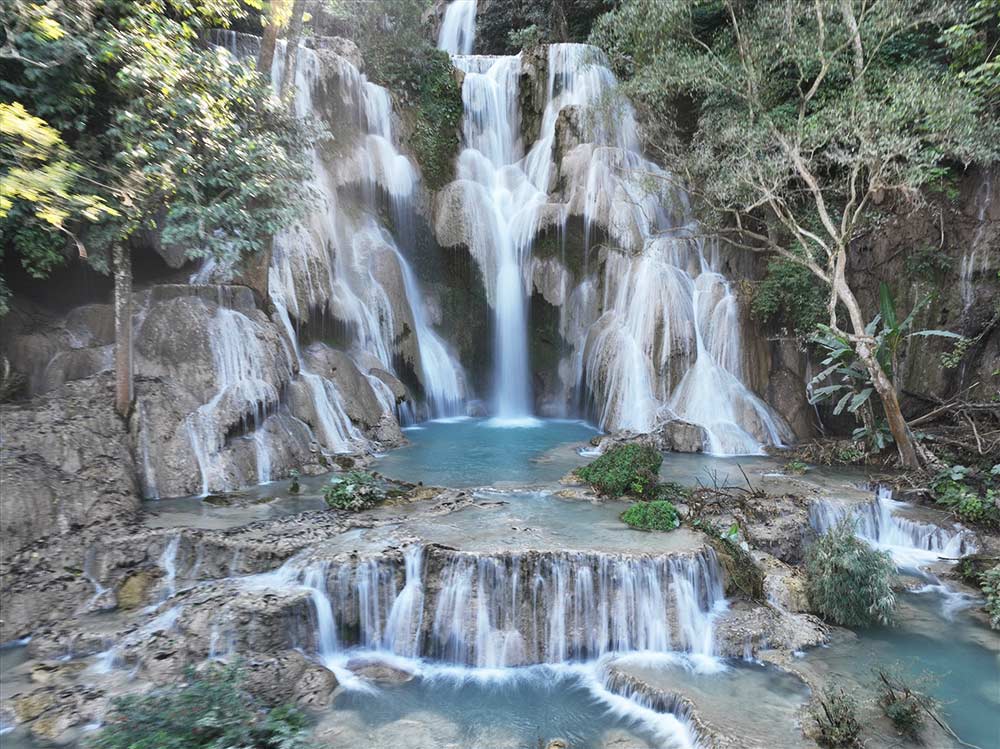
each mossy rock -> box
[116,570,158,610]
[576,443,663,497]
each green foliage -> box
[931,464,1000,528]
[86,663,313,749]
[1,0,312,302]
[903,244,952,281]
[508,24,543,51]
[806,517,896,627]
[621,499,680,531]
[326,0,462,190]
[940,0,1000,103]
[751,259,828,336]
[323,470,386,511]
[809,285,960,451]
[983,564,1000,629]
[576,443,663,497]
[785,460,809,475]
[475,0,612,54]
[810,686,862,748]
[874,666,938,741]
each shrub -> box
[983,564,1000,630]
[576,443,663,497]
[621,500,680,531]
[805,517,896,627]
[874,667,936,740]
[810,686,862,748]
[751,259,829,336]
[87,663,312,749]
[932,465,1000,529]
[785,460,809,475]
[323,470,385,511]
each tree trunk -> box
[832,256,919,467]
[278,0,306,101]
[258,1,280,79]
[112,244,133,418]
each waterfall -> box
[158,534,181,601]
[436,8,790,449]
[438,0,478,55]
[810,487,976,576]
[184,306,281,494]
[269,40,466,426]
[288,545,725,668]
[448,52,542,422]
[959,169,994,316]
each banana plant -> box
[808,284,961,450]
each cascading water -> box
[809,487,976,576]
[288,545,725,669]
[447,52,542,422]
[438,12,791,449]
[269,40,466,424]
[184,305,283,494]
[959,169,994,316]
[437,0,478,55]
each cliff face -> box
[740,167,999,440]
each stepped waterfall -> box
[436,4,791,450]
[176,5,796,497]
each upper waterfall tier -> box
[438,0,478,55]
[436,32,793,453]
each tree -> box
[258,0,292,74]
[2,0,313,416]
[278,0,307,100]
[592,0,1000,466]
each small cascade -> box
[810,487,976,575]
[158,534,181,601]
[184,306,281,494]
[437,0,478,55]
[291,545,725,668]
[959,169,994,316]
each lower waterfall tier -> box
[156,544,728,670]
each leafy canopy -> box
[592,0,1000,308]
[1,0,312,306]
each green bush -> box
[751,259,829,336]
[806,518,896,627]
[621,500,680,531]
[323,470,385,511]
[576,443,663,497]
[874,666,936,741]
[932,465,1000,529]
[87,664,312,749]
[983,565,1000,630]
[810,686,862,748]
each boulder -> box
[654,420,707,453]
